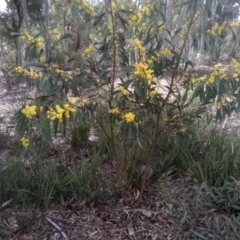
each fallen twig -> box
[45,216,69,239]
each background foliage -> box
[1,0,240,238]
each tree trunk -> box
[15,38,23,66]
[44,0,50,62]
[63,0,70,57]
[173,4,188,50]
[162,0,173,48]
[199,12,205,54]
[21,0,30,33]
[63,10,68,53]
[21,0,31,66]
[11,0,23,66]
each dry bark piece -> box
[109,212,121,221]
[1,199,13,209]
[94,217,103,226]
[53,232,61,240]
[20,234,33,240]
[127,226,135,236]
[141,210,152,218]
[7,216,18,230]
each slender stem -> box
[136,8,197,207]
[93,113,111,142]
[108,0,117,108]
[107,0,127,204]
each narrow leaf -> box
[59,33,73,41]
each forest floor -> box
[1,173,194,239]
[0,74,182,240]
[1,65,240,239]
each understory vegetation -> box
[2,123,240,238]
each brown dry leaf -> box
[20,234,33,240]
[94,217,103,226]
[78,199,86,207]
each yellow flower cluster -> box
[110,43,119,57]
[21,105,37,119]
[47,104,76,122]
[162,115,168,124]
[123,112,135,123]
[76,0,95,15]
[142,4,152,16]
[108,25,113,35]
[131,39,146,61]
[149,90,157,98]
[230,20,240,29]
[134,62,154,85]
[155,82,162,88]
[117,86,129,96]
[47,105,64,121]
[229,58,238,69]
[20,136,29,148]
[129,1,152,27]
[49,29,61,39]
[63,103,77,118]
[180,127,187,133]
[105,24,114,43]
[191,74,207,85]
[82,44,95,58]
[147,48,171,64]
[109,107,120,115]
[110,2,116,16]
[55,69,73,80]
[192,66,227,85]
[214,65,227,77]
[229,58,240,77]
[130,11,141,26]
[207,67,227,84]
[15,66,28,75]
[147,56,156,65]
[68,97,87,107]
[159,48,172,57]
[15,66,42,79]
[29,69,41,79]
[21,32,43,49]
[232,73,238,78]
[215,96,227,108]
[207,22,226,37]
